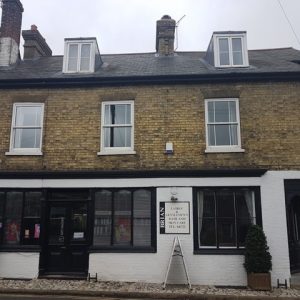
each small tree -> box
[244,225,272,273]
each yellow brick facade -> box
[0,81,299,171]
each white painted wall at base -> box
[0,253,39,279]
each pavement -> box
[0,279,300,300]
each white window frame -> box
[98,100,136,156]
[214,33,249,68]
[63,40,96,73]
[204,98,244,153]
[6,103,44,156]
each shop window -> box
[194,187,261,253]
[0,190,42,247]
[93,188,155,251]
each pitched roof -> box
[0,47,300,82]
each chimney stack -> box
[0,0,24,66]
[156,15,176,56]
[22,25,52,59]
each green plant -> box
[244,225,272,273]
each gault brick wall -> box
[0,81,299,171]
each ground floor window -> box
[193,187,261,253]
[93,188,156,251]
[0,190,42,247]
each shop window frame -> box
[91,188,157,253]
[0,189,44,251]
[193,187,262,255]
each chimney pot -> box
[31,25,38,31]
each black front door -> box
[285,180,300,273]
[43,201,89,274]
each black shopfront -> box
[0,187,156,277]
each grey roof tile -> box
[0,48,300,80]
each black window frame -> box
[91,187,157,253]
[193,186,262,255]
[0,189,44,251]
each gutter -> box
[0,169,267,179]
[0,72,299,89]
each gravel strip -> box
[0,279,300,298]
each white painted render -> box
[0,170,299,285]
[0,252,39,278]
[0,38,19,67]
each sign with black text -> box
[160,202,190,234]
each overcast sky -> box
[14,0,300,55]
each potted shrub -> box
[244,225,272,291]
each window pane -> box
[94,190,112,246]
[104,127,111,147]
[216,190,234,218]
[232,38,243,65]
[48,207,66,244]
[105,127,130,148]
[215,101,229,122]
[115,104,131,124]
[229,125,238,145]
[80,44,91,71]
[228,101,237,122]
[14,128,41,148]
[215,125,231,146]
[105,104,131,125]
[15,106,42,126]
[207,125,215,146]
[207,102,214,122]
[199,219,216,247]
[133,190,151,246]
[114,190,131,245]
[114,127,125,147]
[22,217,40,245]
[201,191,215,217]
[4,192,23,245]
[104,105,111,125]
[218,218,236,247]
[219,38,230,65]
[71,203,87,241]
[236,190,255,219]
[24,192,42,217]
[237,218,252,246]
[68,44,78,72]
[113,127,131,147]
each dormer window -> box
[205,32,249,68]
[63,38,102,73]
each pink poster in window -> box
[34,224,40,239]
[6,221,20,242]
